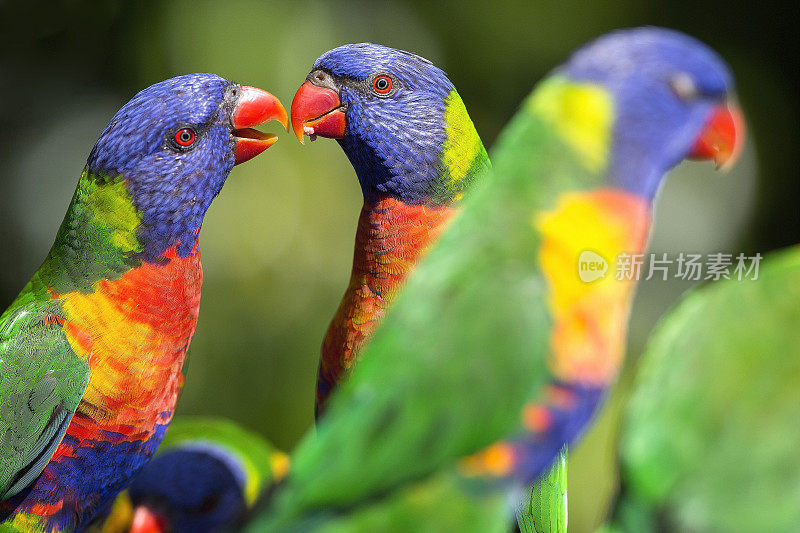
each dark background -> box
[0,1,796,530]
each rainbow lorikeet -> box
[289,43,566,533]
[0,74,288,532]
[604,246,799,532]
[289,43,565,532]
[289,43,490,416]
[249,28,743,531]
[90,417,288,533]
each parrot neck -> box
[317,197,458,410]
[318,92,488,411]
[41,169,202,293]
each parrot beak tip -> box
[230,86,287,165]
[689,101,745,172]
[233,130,279,165]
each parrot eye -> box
[372,75,394,95]
[174,127,196,147]
[669,72,699,101]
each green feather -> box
[36,169,142,294]
[517,447,568,533]
[0,301,89,499]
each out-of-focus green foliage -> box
[612,246,800,532]
[0,2,794,531]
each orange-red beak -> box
[689,102,745,170]
[129,505,167,533]
[230,86,288,165]
[290,80,346,144]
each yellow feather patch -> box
[526,76,613,172]
[61,289,158,409]
[535,190,650,384]
[5,513,45,532]
[268,450,290,483]
[81,173,142,254]
[441,91,486,187]
[241,467,260,507]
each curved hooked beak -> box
[290,80,346,144]
[129,505,168,533]
[230,86,289,165]
[689,102,745,171]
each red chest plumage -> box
[318,198,456,409]
[56,245,202,445]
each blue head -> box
[85,74,286,260]
[127,444,248,533]
[558,27,743,198]
[291,43,485,205]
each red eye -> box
[174,127,196,146]
[372,75,393,94]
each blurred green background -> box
[0,1,796,530]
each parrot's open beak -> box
[129,505,168,533]
[290,80,347,144]
[689,102,745,171]
[230,86,288,165]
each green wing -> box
[517,446,568,533]
[613,246,800,532]
[0,301,90,500]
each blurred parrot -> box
[603,246,800,533]
[91,417,289,533]
[289,43,564,532]
[250,27,743,532]
[0,74,287,532]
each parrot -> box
[289,43,490,416]
[603,245,800,533]
[0,73,288,532]
[90,416,289,533]
[288,43,564,532]
[248,27,743,532]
